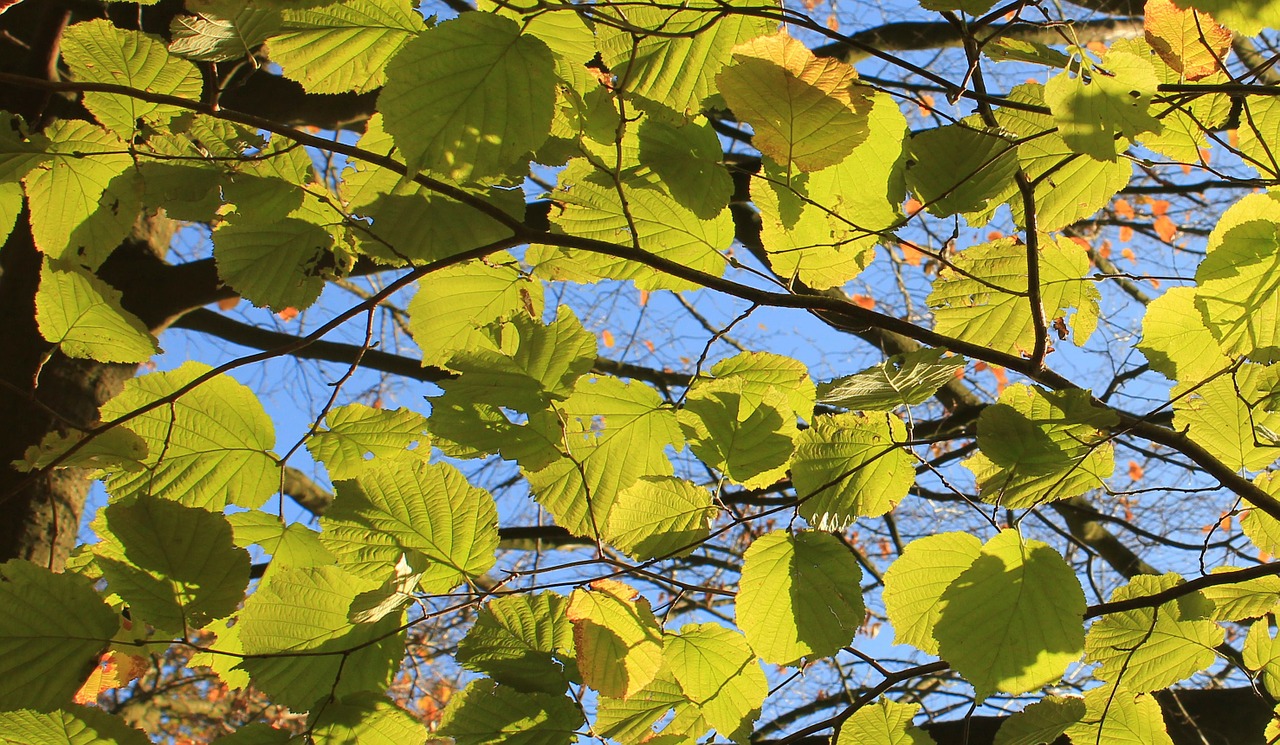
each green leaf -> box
[1198,568,1280,621]
[993,697,1084,745]
[1138,286,1232,384]
[819,349,965,411]
[320,460,498,592]
[0,707,149,745]
[213,218,333,312]
[793,412,912,528]
[22,120,138,267]
[533,159,732,291]
[934,529,1085,698]
[835,699,935,745]
[1172,363,1280,471]
[707,351,816,421]
[1174,0,1280,35]
[266,0,424,94]
[928,236,1100,357]
[100,362,279,509]
[0,181,21,246]
[680,377,796,488]
[0,116,52,183]
[524,374,681,537]
[882,532,982,655]
[1064,688,1174,745]
[479,1,597,94]
[1195,219,1280,362]
[1044,50,1161,160]
[237,566,404,709]
[98,496,250,632]
[717,31,872,172]
[308,693,429,744]
[606,476,715,561]
[636,116,734,220]
[1244,619,1280,694]
[1085,573,1222,692]
[736,530,864,666]
[226,512,334,570]
[456,592,578,695]
[168,8,282,62]
[188,617,250,690]
[567,579,664,699]
[964,385,1118,508]
[15,427,148,474]
[35,259,158,363]
[595,671,707,744]
[983,38,1072,68]
[407,253,543,369]
[380,12,555,181]
[0,560,117,712]
[597,0,775,113]
[664,623,766,743]
[60,20,202,134]
[307,403,429,479]
[905,124,1018,221]
[438,679,584,745]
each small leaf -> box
[36,259,158,363]
[1145,0,1232,81]
[818,348,965,411]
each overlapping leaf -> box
[307,403,429,479]
[35,259,157,363]
[793,412,911,528]
[456,592,578,694]
[566,579,663,699]
[266,0,424,94]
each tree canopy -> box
[3,0,1280,743]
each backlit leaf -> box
[438,679,584,745]
[35,259,157,363]
[882,532,982,655]
[266,0,424,94]
[664,624,766,742]
[567,579,664,699]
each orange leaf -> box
[1098,242,1112,259]
[1151,199,1170,216]
[899,243,924,266]
[74,650,148,704]
[638,289,650,307]
[851,294,875,310]
[918,94,936,116]
[1154,214,1177,242]
[1113,198,1135,219]
[1121,247,1136,262]
[643,340,655,353]
[990,365,1008,393]
[1144,0,1232,81]
[988,231,1004,241]
[217,297,239,311]
[904,197,923,216]
[276,307,299,322]
[1128,460,1144,481]
[1119,225,1134,242]
[601,329,615,348]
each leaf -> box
[1195,219,1280,362]
[226,512,334,570]
[567,579,664,699]
[835,699,936,745]
[213,218,332,312]
[680,377,796,488]
[380,12,555,181]
[636,116,734,220]
[964,385,1118,508]
[1044,50,1162,160]
[882,532,982,656]
[707,351,816,421]
[597,0,775,113]
[0,560,117,712]
[736,530,864,666]
[99,362,279,510]
[320,460,498,592]
[1145,0,1232,81]
[993,696,1084,745]
[237,565,404,709]
[934,529,1086,698]
[1063,688,1174,745]
[73,649,147,705]
[265,0,424,94]
[1173,363,1280,471]
[792,412,912,528]
[1138,286,1232,383]
[1172,0,1280,36]
[168,8,282,62]
[306,403,429,479]
[438,679,584,745]
[904,124,1018,221]
[98,496,250,632]
[35,259,158,363]
[0,707,150,745]
[594,671,707,744]
[308,693,429,745]
[664,624,766,742]
[819,348,965,411]
[605,476,715,561]
[0,181,22,247]
[456,592,578,694]
[1085,573,1222,692]
[407,253,543,368]
[1198,568,1280,620]
[15,427,147,473]
[928,237,1100,357]
[1244,619,1280,694]
[717,31,872,172]
[60,20,203,134]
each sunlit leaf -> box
[567,579,664,699]
[882,532,982,656]
[438,679,584,745]
[457,592,578,695]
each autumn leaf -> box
[1145,0,1231,81]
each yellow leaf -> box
[1146,0,1232,81]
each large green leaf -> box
[1244,619,1280,693]
[306,403,429,480]
[266,0,424,94]
[736,530,864,666]
[213,218,333,312]
[934,529,1085,698]
[1044,50,1161,160]
[636,116,734,220]
[664,624,765,743]
[98,496,249,633]
[1195,219,1280,362]
[100,362,279,509]
[680,377,796,488]
[717,32,872,172]
[1138,286,1232,384]
[819,349,965,411]
[320,460,498,592]
[60,20,202,135]
[1175,0,1280,35]
[1172,363,1280,471]
[524,375,681,537]
[993,696,1084,745]
[237,565,404,709]
[168,8,282,62]
[964,385,1118,508]
[706,351,816,421]
[1063,688,1174,745]
[0,561,116,712]
[882,532,982,656]
[226,512,334,570]
[905,124,1017,221]
[835,699,935,745]
[605,476,715,561]
[793,412,911,528]
[35,259,157,363]
[928,237,1100,357]
[380,12,555,181]
[1085,573,1222,692]
[1198,568,1280,621]
[594,671,708,744]
[597,0,775,113]
[566,579,664,699]
[438,679,584,745]
[456,592,578,695]
[0,707,149,745]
